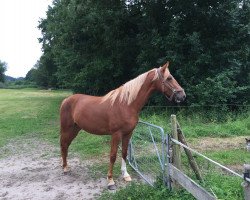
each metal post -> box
[165,133,172,189]
[242,164,250,200]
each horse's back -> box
[60,94,98,118]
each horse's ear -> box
[161,61,170,72]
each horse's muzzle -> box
[175,90,186,103]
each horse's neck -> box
[131,73,156,112]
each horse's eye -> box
[167,76,172,81]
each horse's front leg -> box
[107,132,121,190]
[121,133,132,182]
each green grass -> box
[0,88,70,147]
[99,182,195,200]
[70,132,111,159]
[140,107,250,137]
[99,172,244,200]
[202,171,243,200]
[205,148,250,165]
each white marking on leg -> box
[63,165,70,173]
[107,178,115,186]
[121,158,132,181]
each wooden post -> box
[171,115,181,170]
[177,121,203,181]
[171,114,181,189]
[242,164,250,200]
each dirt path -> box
[0,136,109,200]
[188,136,248,151]
[1,134,247,200]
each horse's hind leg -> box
[60,124,80,173]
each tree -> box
[0,60,7,83]
[37,0,249,105]
[25,68,37,82]
[38,0,139,93]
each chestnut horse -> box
[60,62,185,190]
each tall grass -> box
[140,106,250,137]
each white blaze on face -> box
[121,158,130,178]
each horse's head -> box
[155,62,186,103]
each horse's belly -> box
[75,114,110,135]
[81,124,110,135]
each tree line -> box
[0,60,7,83]
[25,0,249,106]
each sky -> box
[0,0,52,78]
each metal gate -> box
[127,120,171,187]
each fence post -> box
[176,121,203,181]
[242,164,250,200]
[171,115,181,189]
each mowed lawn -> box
[0,88,71,147]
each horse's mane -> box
[102,69,158,106]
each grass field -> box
[0,88,68,147]
[0,88,249,200]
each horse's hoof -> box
[107,184,117,190]
[123,176,132,182]
[63,171,69,175]
[63,166,70,174]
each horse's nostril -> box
[181,91,186,101]
[176,92,186,102]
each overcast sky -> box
[0,0,52,78]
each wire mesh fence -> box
[127,121,167,186]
